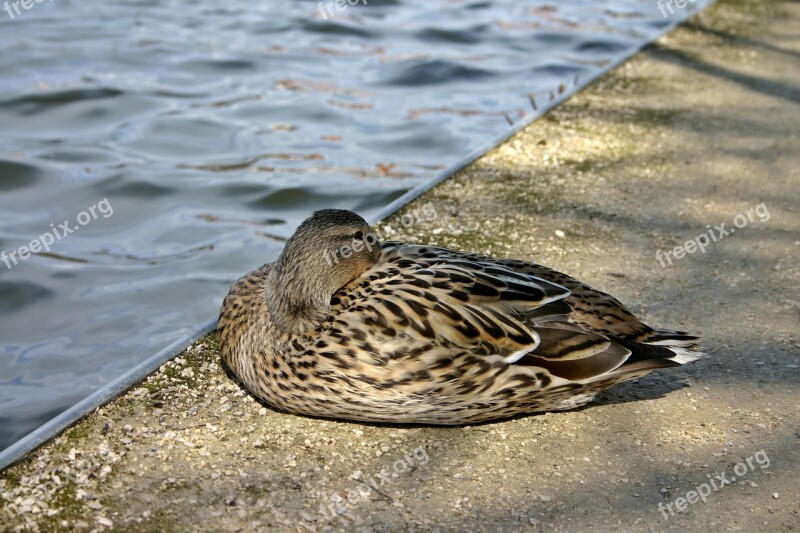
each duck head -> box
[265,209,379,334]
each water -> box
[0,0,701,451]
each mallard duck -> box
[218,209,703,424]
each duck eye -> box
[353,231,363,240]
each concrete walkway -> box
[2,0,798,531]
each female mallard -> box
[218,209,703,424]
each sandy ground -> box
[2,0,798,531]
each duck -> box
[218,209,703,424]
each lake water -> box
[0,0,702,450]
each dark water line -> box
[0,1,716,472]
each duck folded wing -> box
[333,243,693,383]
[331,243,574,358]
[516,324,631,380]
[377,243,571,311]
[383,243,696,347]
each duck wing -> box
[324,243,635,380]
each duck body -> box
[218,210,703,425]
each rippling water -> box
[0,0,702,450]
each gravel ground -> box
[2,0,798,531]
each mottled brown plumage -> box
[218,209,703,424]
